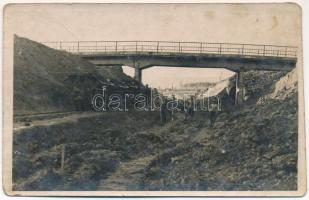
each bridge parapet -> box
[43,41,297,58]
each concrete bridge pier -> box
[134,62,142,84]
[236,69,245,105]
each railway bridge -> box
[43,41,297,104]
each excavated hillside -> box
[12,36,298,191]
[142,69,297,191]
[13,36,137,115]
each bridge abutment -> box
[134,63,142,84]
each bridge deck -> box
[43,41,297,72]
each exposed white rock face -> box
[257,69,297,105]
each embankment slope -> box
[14,36,135,115]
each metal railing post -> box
[219,43,222,54]
[115,41,118,52]
[200,42,202,53]
[263,45,266,56]
[59,42,62,50]
[178,42,181,53]
[136,41,138,52]
[157,42,159,53]
[77,41,79,53]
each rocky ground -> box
[143,96,297,191]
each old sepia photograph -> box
[2,2,306,196]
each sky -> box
[4,3,302,88]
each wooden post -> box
[61,144,65,172]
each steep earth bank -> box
[14,36,137,115]
[142,70,297,191]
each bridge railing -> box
[43,41,297,58]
